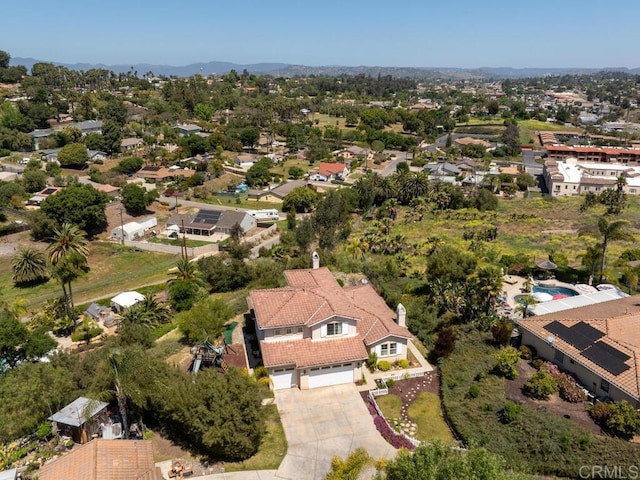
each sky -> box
[2,0,639,68]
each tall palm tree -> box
[11,247,48,284]
[581,217,634,282]
[576,243,603,281]
[121,293,172,329]
[47,222,89,265]
[346,238,368,261]
[50,251,87,317]
[473,265,504,314]
[168,258,206,288]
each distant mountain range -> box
[10,57,640,79]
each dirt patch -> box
[152,433,224,476]
[505,361,601,434]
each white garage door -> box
[308,363,354,389]
[271,367,296,390]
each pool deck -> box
[500,275,580,314]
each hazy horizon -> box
[3,0,640,69]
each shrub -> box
[518,345,533,360]
[523,370,558,400]
[498,401,522,424]
[531,358,544,370]
[431,327,457,360]
[386,379,395,388]
[378,360,391,372]
[367,352,378,372]
[396,359,410,369]
[474,371,486,381]
[466,384,480,399]
[36,422,52,439]
[493,346,520,379]
[254,366,269,380]
[556,373,587,403]
[71,326,103,343]
[588,402,612,426]
[491,320,513,346]
[605,401,640,440]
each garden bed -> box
[505,361,601,434]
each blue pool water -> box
[533,285,579,297]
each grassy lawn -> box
[0,241,179,310]
[308,113,355,130]
[456,117,505,126]
[148,237,213,248]
[518,120,582,146]
[206,194,282,210]
[206,172,244,193]
[408,392,455,444]
[269,158,314,178]
[224,404,287,472]
[376,393,402,419]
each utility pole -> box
[119,208,125,245]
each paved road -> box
[380,150,409,177]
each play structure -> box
[189,338,230,375]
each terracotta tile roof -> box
[249,267,412,368]
[39,439,162,480]
[318,162,347,176]
[518,295,640,402]
[260,336,368,368]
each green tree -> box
[523,369,558,400]
[288,166,305,179]
[116,156,143,174]
[283,186,320,213]
[101,119,123,154]
[580,217,634,282]
[120,293,171,329]
[121,183,156,215]
[21,169,47,193]
[245,158,273,187]
[325,448,371,480]
[162,368,265,460]
[0,310,28,367]
[40,183,109,236]
[11,246,48,284]
[516,172,536,191]
[56,142,88,168]
[194,103,214,122]
[46,222,89,265]
[176,297,232,343]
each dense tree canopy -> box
[40,183,109,236]
[57,142,89,168]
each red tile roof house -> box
[518,295,640,407]
[309,162,349,182]
[247,253,411,390]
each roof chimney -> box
[396,303,406,328]
[312,251,320,270]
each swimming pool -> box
[533,285,579,297]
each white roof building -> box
[111,291,144,312]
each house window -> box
[274,329,281,336]
[285,328,292,335]
[297,326,303,333]
[600,379,610,393]
[380,342,398,357]
[326,322,343,336]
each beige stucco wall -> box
[311,317,358,340]
[369,336,408,363]
[298,362,363,390]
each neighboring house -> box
[48,397,109,444]
[27,186,63,206]
[120,137,144,150]
[40,148,105,163]
[423,162,461,177]
[28,120,103,150]
[334,145,373,161]
[39,439,162,480]
[175,123,202,136]
[167,209,256,237]
[268,179,311,201]
[94,183,121,197]
[110,291,144,313]
[543,157,640,197]
[518,294,640,407]
[310,162,349,182]
[247,254,412,390]
[214,210,257,235]
[136,165,196,182]
[234,154,259,168]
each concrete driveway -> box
[274,384,396,480]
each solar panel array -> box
[582,343,631,375]
[544,320,630,376]
[41,187,58,195]
[193,209,222,225]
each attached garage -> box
[271,367,296,390]
[308,363,354,389]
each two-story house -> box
[247,253,411,389]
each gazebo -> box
[535,260,557,279]
[48,397,109,444]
